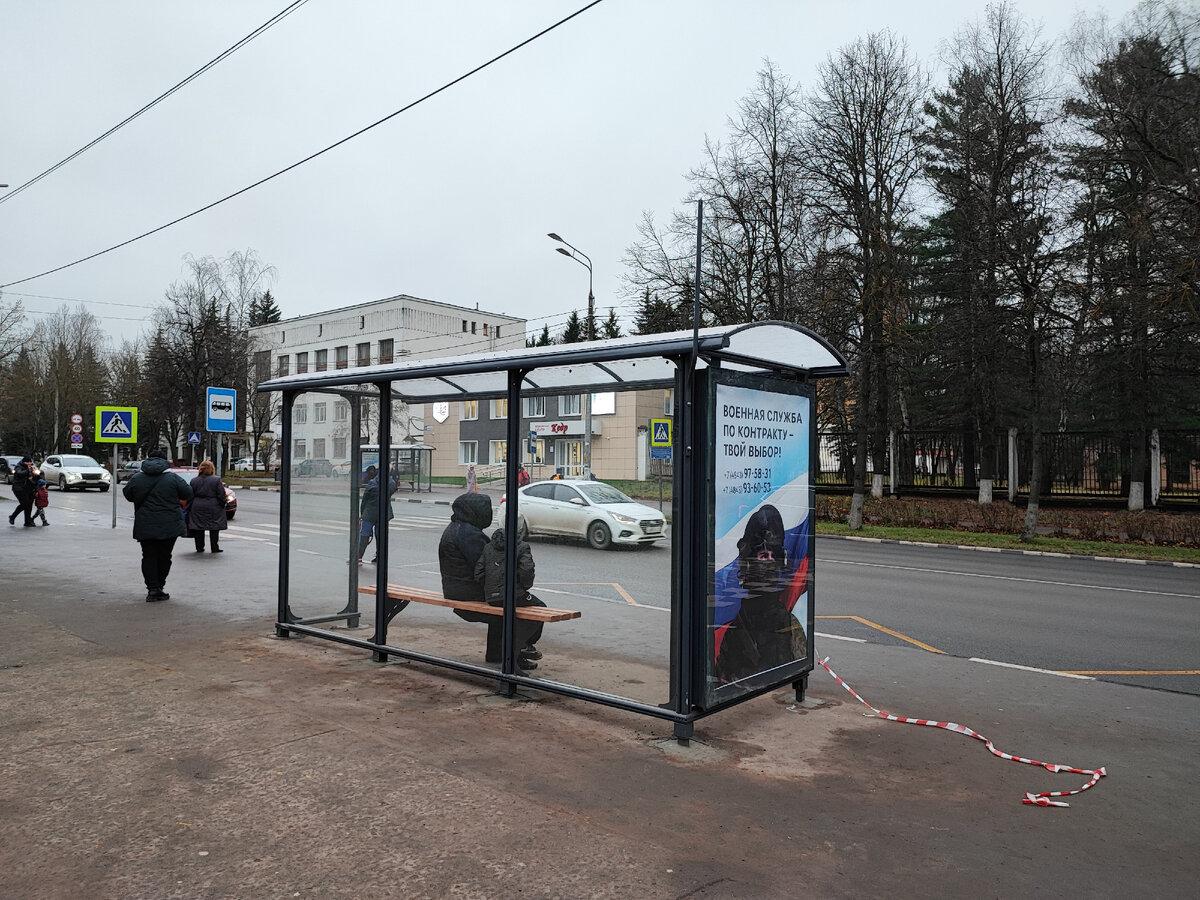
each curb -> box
[817,533,1200,568]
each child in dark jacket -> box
[472,526,546,669]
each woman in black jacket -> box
[187,460,228,553]
[474,526,545,665]
[122,451,192,601]
[8,455,39,527]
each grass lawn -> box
[816,522,1200,564]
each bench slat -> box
[358,585,581,623]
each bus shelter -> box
[259,322,848,739]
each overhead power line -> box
[0,0,311,207]
[0,0,608,291]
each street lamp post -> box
[548,232,594,477]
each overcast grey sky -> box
[1,0,1143,346]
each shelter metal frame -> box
[260,322,849,739]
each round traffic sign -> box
[71,424,83,434]
[70,414,83,425]
[70,433,84,444]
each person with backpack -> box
[32,478,50,526]
[473,524,545,667]
[8,455,38,527]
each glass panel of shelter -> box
[283,380,677,712]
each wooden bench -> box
[358,584,581,626]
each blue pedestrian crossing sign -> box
[649,418,672,447]
[206,386,237,433]
[95,406,138,444]
[188,431,202,445]
[649,417,672,460]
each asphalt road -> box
[14,485,1200,699]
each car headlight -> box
[610,512,638,525]
[67,472,80,481]
[101,472,111,482]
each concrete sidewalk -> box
[2,503,1199,897]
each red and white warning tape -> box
[817,657,1107,808]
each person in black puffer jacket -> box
[474,526,546,665]
[122,450,192,602]
[438,492,538,672]
[8,455,39,527]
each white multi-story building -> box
[250,294,526,465]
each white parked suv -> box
[40,453,113,492]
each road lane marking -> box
[817,614,946,654]
[1059,669,1200,675]
[824,558,1200,600]
[815,632,866,643]
[969,658,1094,679]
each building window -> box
[495,326,501,339]
[462,320,468,332]
[296,352,308,374]
[379,338,394,365]
[459,441,477,465]
[313,439,326,459]
[277,355,290,377]
[314,349,327,372]
[293,439,306,459]
[471,321,477,334]
[559,394,582,416]
[314,402,327,424]
[528,438,546,465]
[335,346,349,369]
[665,389,674,415]
[491,398,508,419]
[483,323,489,336]
[293,404,307,424]
[334,401,349,422]
[254,351,270,382]
[357,342,371,366]
[461,399,478,421]
[490,440,508,464]
[333,437,347,460]
[523,396,545,418]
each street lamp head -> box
[547,233,563,243]
[556,247,572,258]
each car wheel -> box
[226,510,235,520]
[587,520,612,550]
[99,485,110,492]
[59,476,69,492]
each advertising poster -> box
[708,379,812,704]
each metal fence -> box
[815,428,1200,504]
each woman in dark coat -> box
[122,450,192,601]
[8,455,39,527]
[188,460,228,553]
[474,525,545,664]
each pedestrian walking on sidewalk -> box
[8,455,39,527]
[465,464,477,494]
[187,460,228,553]
[357,469,397,564]
[122,450,192,602]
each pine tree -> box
[249,290,282,326]
[560,310,585,343]
[601,308,622,339]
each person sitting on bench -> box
[438,492,538,672]
[475,525,546,666]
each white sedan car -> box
[40,453,113,492]
[509,480,666,549]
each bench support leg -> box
[673,720,693,744]
[793,673,808,703]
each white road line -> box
[815,632,867,643]
[969,657,1094,680]
[824,558,1200,600]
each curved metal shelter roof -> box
[258,321,849,400]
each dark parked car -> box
[294,458,334,477]
[0,455,24,484]
[115,460,144,483]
